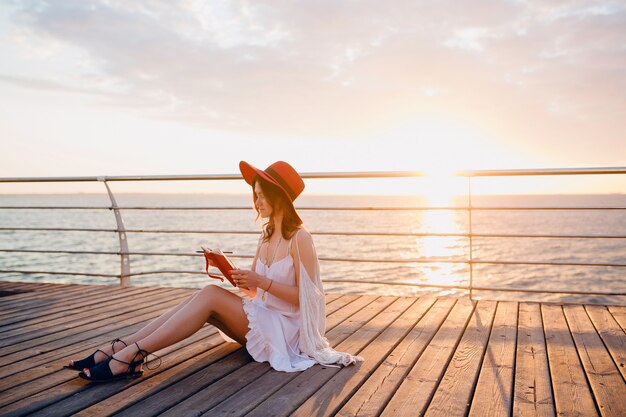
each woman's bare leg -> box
[69,292,196,367]
[119,292,198,345]
[83,285,249,377]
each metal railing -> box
[1,167,625,300]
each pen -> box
[195,250,233,254]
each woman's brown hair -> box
[253,177,302,241]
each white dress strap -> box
[290,228,301,252]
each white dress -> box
[218,228,363,372]
[242,236,317,372]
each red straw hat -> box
[239,161,305,202]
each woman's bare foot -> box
[82,343,146,378]
[68,338,128,368]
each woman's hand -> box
[230,269,266,290]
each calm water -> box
[1,193,625,304]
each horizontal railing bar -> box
[323,279,626,296]
[0,227,465,237]
[320,258,625,267]
[0,227,122,232]
[0,248,258,258]
[321,279,470,290]
[2,227,626,240]
[0,174,243,183]
[320,257,464,264]
[1,248,624,267]
[117,271,626,297]
[460,167,626,177]
[0,249,121,255]
[0,206,114,210]
[469,285,626,296]
[2,205,625,211]
[0,249,464,264]
[1,167,625,183]
[465,206,626,211]
[125,270,202,277]
[2,269,623,296]
[0,269,119,278]
[472,260,626,268]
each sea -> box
[1,193,624,305]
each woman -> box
[66,161,363,381]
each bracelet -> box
[265,279,273,292]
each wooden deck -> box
[0,281,624,417]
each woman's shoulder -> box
[290,226,312,242]
[287,227,314,251]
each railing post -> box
[468,175,474,301]
[99,177,131,287]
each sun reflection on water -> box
[410,176,468,291]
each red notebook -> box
[199,247,238,287]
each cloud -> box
[0,0,624,142]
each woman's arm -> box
[235,234,264,298]
[231,229,317,306]
[230,268,299,305]
[260,275,299,305]
[291,229,318,287]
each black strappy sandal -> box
[63,338,128,371]
[78,342,161,383]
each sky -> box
[0,0,625,195]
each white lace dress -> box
[242,237,317,372]
[220,229,363,372]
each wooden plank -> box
[0,326,219,411]
[2,282,626,417]
[468,301,518,417]
[0,281,27,289]
[424,300,498,417]
[564,305,626,417]
[0,293,351,396]
[337,298,456,417]
[3,334,235,417]
[147,295,374,417]
[323,292,341,304]
[585,305,626,380]
[0,292,191,366]
[326,295,359,312]
[203,296,397,417]
[0,283,75,300]
[325,294,360,316]
[0,281,64,288]
[0,287,188,345]
[542,304,598,417]
[0,288,182,341]
[0,293,191,382]
[0,288,149,326]
[513,302,554,417]
[607,306,626,332]
[152,294,368,417]
[0,282,58,293]
[244,297,413,417]
[0,284,113,311]
[0,288,176,333]
[0,288,190,353]
[379,299,475,417]
[0,286,182,333]
[164,361,269,416]
[0,286,169,329]
[290,297,434,417]
[0,287,111,319]
[59,342,241,417]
